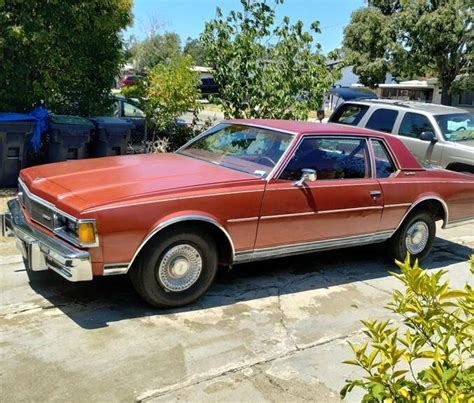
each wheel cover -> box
[158,244,203,292]
[405,221,429,255]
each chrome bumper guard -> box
[1,198,93,282]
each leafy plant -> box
[0,0,132,115]
[201,0,341,120]
[341,254,474,402]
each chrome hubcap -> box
[405,221,429,255]
[158,244,202,292]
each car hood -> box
[20,153,257,216]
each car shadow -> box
[25,237,471,330]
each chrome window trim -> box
[176,121,298,181]
[369,137,401,179]
[18,178,98,248]
[126,215,236,271]
[270,134,374,181]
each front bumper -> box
[1,198,93,282]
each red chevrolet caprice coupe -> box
[2,120,473,307]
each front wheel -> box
[388,211,436,263]
[130,226,218,308]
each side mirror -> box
[420,131,437,143]
[294,168,317,187]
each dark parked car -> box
[200,77,220,98]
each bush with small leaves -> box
[341,254,473,402]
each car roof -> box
[226,119,387,136]
[329,86,377,100]
[344,99,467,115]
[225,119,422,170]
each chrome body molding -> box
[103,263,130,276]
[393,195,449,231]
[227,216,259,223]
[2,198,93,282]
[126,215,236,272]
[445,216,474,229]
[233,230,393,264]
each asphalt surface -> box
[1,212,473,402]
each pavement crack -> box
[137,326,362,402]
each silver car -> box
[329,100,474,173]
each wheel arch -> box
[394,196,449,234]
[127,213,235,272]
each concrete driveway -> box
[1,219,472,402]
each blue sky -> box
[126,0,365,53]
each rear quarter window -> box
[365,109,398,133]
[331,104,369,126]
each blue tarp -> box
[0,106,49,152]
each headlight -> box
[54,213,97,247]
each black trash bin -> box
[0,113,37,187]
[46,115,94,163]
[89,117,135,157]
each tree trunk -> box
[440,81,452,106]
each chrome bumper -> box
[1,198,93,282]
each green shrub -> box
[341,255,473,402]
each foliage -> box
[122,54,202,148]
[341,255,474,402]
[200,0,340,120]
[183,37,207,66]
[0,0,132,115]
[343,0,473,105]
[128,32,181,73]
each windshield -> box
[435,113,474,142]
[177,123,294,178]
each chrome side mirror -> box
[294,168,317,187]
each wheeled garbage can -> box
[0,113,37,187]
[89,117,134,157]
[46,115,94,162]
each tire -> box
[130,225,218,308]
[388,211,436,263]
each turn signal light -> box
[78,223,95,245]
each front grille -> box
[20,183,55,231]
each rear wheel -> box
[130,226,218,308]
[388,211,436,263]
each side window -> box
[398,112,434,139]
[280,137,371,181]
[365,109,398,133]
[123,102,145,118]
[371,139,396,178]
[331,104,369,126]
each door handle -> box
[370,191,382,199]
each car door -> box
[396,112,444,166]
[255,135,384,253]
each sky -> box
[125,0,365,53]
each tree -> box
[183,37,206,65]
[0,0,132,115]
[343,0,473,105]
[123,55,201,132]
[129,31,181,73]
[200,0,340,120]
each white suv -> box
[329,100,474,173]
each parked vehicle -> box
[199,77,220,98]
[2,120,473,307]
[329,100,474,173]
[111,96,188,151]
[117,75,144,88]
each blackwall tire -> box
[130,226,218,308]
